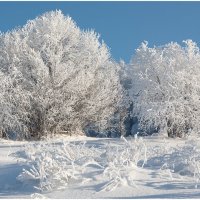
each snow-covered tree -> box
[0,10,126,139]
[128,40,200,137]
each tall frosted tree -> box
[128,40,200,137]
[0,10,126,139]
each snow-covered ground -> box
[1,134,200,199]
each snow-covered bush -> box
[128,40,200,137]
[101,137,147,191]
[16,137,147,192]
[0,10,126,139]
[16,140,102,191]
[147,139,200,188]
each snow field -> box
[1,135,200,198]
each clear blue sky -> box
[1,2,200,62]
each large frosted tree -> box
[128,40,200,137]
[0,10,126,139]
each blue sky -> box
[1,2,200,62]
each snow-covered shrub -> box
[146,139,200,188]
[161,140,200,185]
[101,137,147,191]
[16,140,102,191]
[16,137,148,192]
[0,10,126,139]
[128,40,200,137]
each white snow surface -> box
[1,134,200,199]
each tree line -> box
[0,10,199,139]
